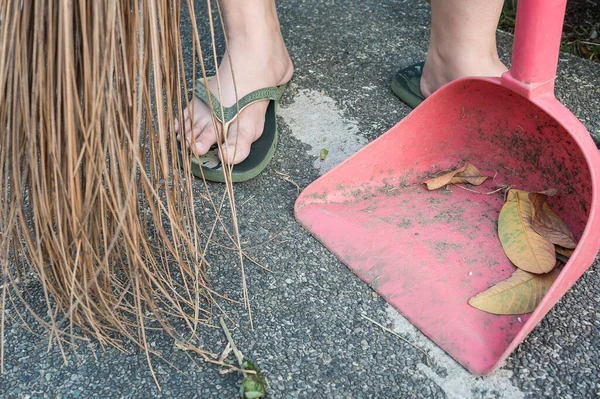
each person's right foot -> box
[420,49,508,98]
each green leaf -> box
[560,44,573,53]
[320,148,329,161]
[240,359,267,399]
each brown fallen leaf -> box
[555,246,574,258]
[528,192,577,249]
[424,163,488,191]
[538,188,558,197]
[498,189,556,274]
[468,268,558,315]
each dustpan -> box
[295,0,600,375]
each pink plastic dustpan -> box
[295,0,600,375]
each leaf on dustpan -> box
[469,268,558,315]
[528,192,577,249]
[556,245,574,258]
[424,163,488,190]
[498,189,556,274]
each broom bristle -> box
[0,0,244,383]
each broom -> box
[0,0,250,386]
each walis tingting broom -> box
[0,0,252,387]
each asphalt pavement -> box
[1,0,599,398]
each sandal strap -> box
[194,79,287,123]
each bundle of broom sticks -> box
[0,0,248,380]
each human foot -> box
[175,9,293,165]
[420,49,508,98]
[420,0,507,98]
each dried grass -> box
[0,0,246,387]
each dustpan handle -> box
[503,0,567,99]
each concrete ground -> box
[2,0,599,398]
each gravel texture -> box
[1,1,599,398]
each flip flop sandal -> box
[179,80,287,183]
[391,61,425,109]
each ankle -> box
[421,46,507,97]
[223,5,282,42]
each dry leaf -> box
[424,163,488,190]
[529,192,577,249]
[498,189,556,274]
[555,246,574,258]
[537,188,558,197]
[468,268,558,315]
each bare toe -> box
[220,112,264,165]
[174,108,192,134]
[192,123,221,156]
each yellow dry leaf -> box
[468,268,558,315]
[556,246,574,258]
[424,163,488,190]
[529,192,577,249]
[498,189,556,274]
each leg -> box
[175,0,293,165]
[421,0,507,97]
